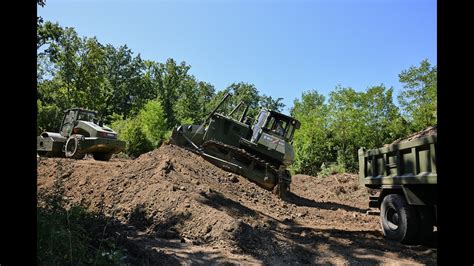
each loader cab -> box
[60,108,98,137]
[250,109,300,143]
[77,110,97,123]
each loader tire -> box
[93,152,113,161]
[65,135,86,160]
[380,194,419,244]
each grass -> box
[37,193,127,265]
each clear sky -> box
[38,0,436,114]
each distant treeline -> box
[37,20,436,175]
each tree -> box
[37,99,62,134]
[326,87,365,171]
[174,76,202,124]
[196,81,216,119]
[115,118,153,158]
[207,82,262,121]
[37,21,63,51]
[102,45,151,120]
[259,94,285,113]
[138,99,167,147]
[359,85,408,148]
[154,58,191,127]
[290,90,333,175]
[398,59,437,131]
[326,85,407,172]
[37,23,153,127]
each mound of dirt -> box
[37,144,436,264]
[389,125,437,146]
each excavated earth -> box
[37,144,437,265]
[389,125,437,146]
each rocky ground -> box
[37,144,437,265]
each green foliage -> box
[173,76,203,125]
[138,99,167,146]
[327,85,407,172]
[291,90,333,175]
[317,162,346,178]
[398,59,437,131]
[36,20,436,171]
[37,205,88,265]
[207,82,259,120]
[111,99,167,157]
[37,202,127,265]
[207,82,285,123]
[260,94,285,112]
[113,118,153,158]
[37,0,46,7]
[291,85,409,175]
[37,22,154,123]
[37,21,63,51]
[37,20,292,160]
[37,99,62,134]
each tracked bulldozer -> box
[37,108,126,161]
[170,93,300,198]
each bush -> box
[118,118,154,158]
[37,203,127,265]
[37,100,62,134]
[317,162,346,177]
[112,99,168,158]
[138,99,167,147]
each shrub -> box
[317,162,346,177]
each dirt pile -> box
[37,144,437,264]
[389,125,437,146]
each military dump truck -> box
[37,108,126,161]
[358,133,437,244]
[170,93,300,198]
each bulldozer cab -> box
[251,109,300,143]
[60,108,98,137]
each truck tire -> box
[416,206,435,243]
[380,194,419,244]
[93,152,113,161]
[65,135,85,160]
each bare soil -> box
[389,125,437,146]
[37,144,437,265]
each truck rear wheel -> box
[93,152,113,161]
[416,205,435,243]
[380,194,419,244]
[65,135,85,160]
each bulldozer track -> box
[201,140,280,179]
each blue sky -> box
[38,0,436,114]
